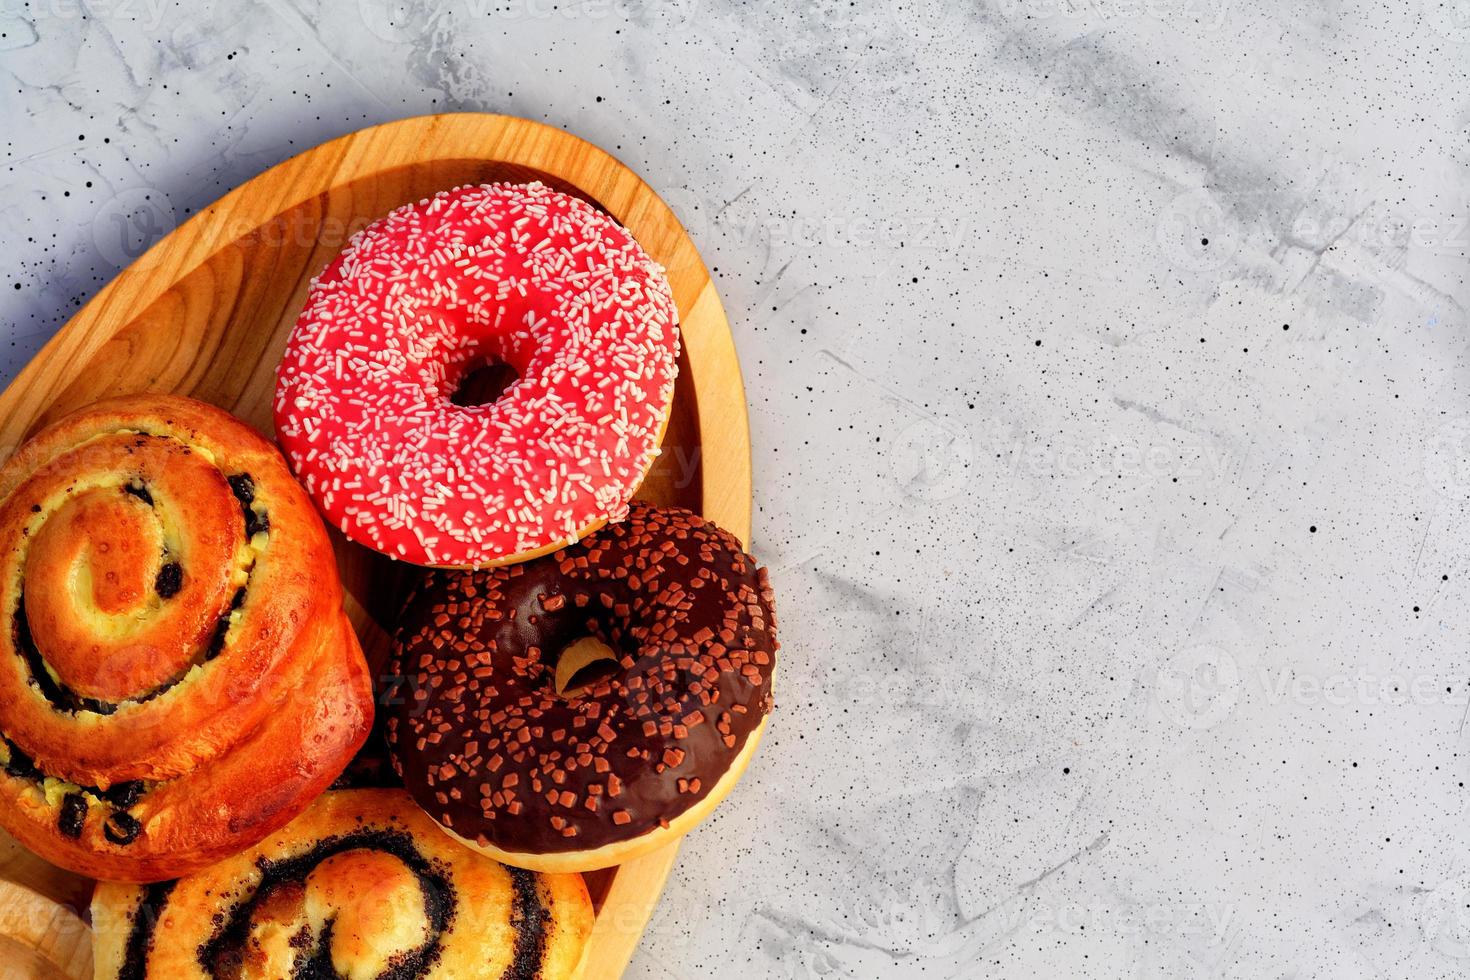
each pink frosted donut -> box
[273,182,680,567]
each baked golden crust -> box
[0,395,373,882]
[92,789,593,979]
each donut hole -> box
[554,636,620,697]
[449,359,520,408]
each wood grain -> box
[0,113,751,979]
[0,881,92,980]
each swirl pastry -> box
[0,395,373,882]
[92,789,593,979]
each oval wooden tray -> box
[0,113,750,979]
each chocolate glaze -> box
[386,502,778,855]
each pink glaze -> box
[273,182,680,566]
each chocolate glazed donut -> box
[386,501,778,873]
[91,789,593,979]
